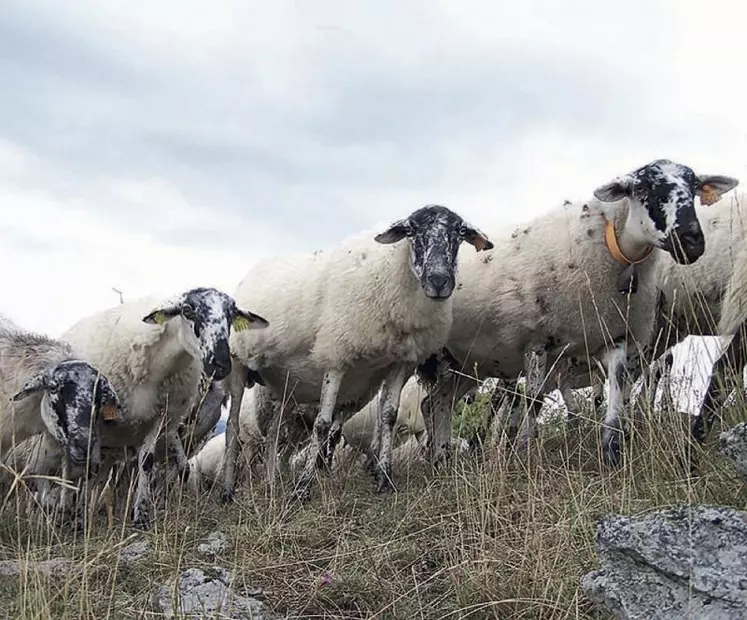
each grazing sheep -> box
[226,205,493,502]
[419,159,738,468]
[60,287,268,527]
[0,315,120,517]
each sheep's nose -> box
[429,273,449,291]
[212,358,232,381]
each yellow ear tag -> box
[152,311,169,325]
[700,184,720,206]
[232,315,251,332]
[102,404,119,422]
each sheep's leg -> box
[58,460,79,528]
[419,350,468,468]
[375,363,412,493]
[99,464,117,531]
[294,369,344,503]
[165,430,190,485]
[222,368,246,504]
[263,400,283,487]
[518,346,548,451]
[602,343,629,466]
[132,422,162,529]
[465,379,502,453]
[318,417,343,471]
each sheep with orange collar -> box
[419,160,738,468]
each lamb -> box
[418,159,738,468]
[0,315,120,517]
[226,205,493,502]
[59,287,268,527]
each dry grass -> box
[1,393,747,620]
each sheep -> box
[341,375,427,463]
[418,159,739,469]
[631,192,747,405]
[689,228,747,444]
[186,383,311,491]
[59,287,268,527]
[0,315,120,519]
[225,205,494,502]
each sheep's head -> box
[593,159,739,265]
[375,205,493,300]
[11,361,120,474]
[142,287,269,381]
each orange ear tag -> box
[700,184,720,206]
[102,404,119,422]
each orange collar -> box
[604,221,653,266]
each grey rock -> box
[197,531,230,557]
[581,504,747,619]
[118,541,151,567]
[719,422,747,481]
[152,566,274,619]
[0,558,77,578]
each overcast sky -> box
[1,0,746,337]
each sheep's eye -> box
[182,305,196,321]
[405,226,414,237]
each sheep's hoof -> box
[132,506,152,530]
[62,510,85,533]
[220,488,235,505]
[374,467,396,494]
[292,478,313,504]
[602,427,625,467]
[315,452,333,473]
[292,486,312,504]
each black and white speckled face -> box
[12,360,120,472]
[594,159,739,264]
[375,205,493,299]
[142,287,269,381]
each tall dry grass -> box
[1,375,747,620]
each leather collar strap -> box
[604,221,653,266]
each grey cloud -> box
[0,1,734,258]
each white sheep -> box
[691,216,747,442]
[226,205,493,502]
[60,287,268,527]
[341,375,426,462]
[420,159,739,468]
[0,315,121,519]
[186,384,297,491]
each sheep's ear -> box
[696,175,739,206]
[142,306,180,325]
[97,376,122,424]
[232,309,269,332]
[11,372,56,402]
[375,219,411,244]
[461,223,494,252]
[593,175,634,203]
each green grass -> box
[1,393,747,619]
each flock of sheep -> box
[2,157,746,530]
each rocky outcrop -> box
[581,505,747,619]
[151,567,274,619]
